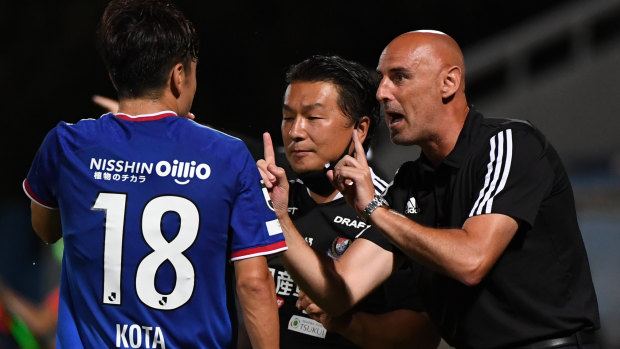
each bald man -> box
[263,31,600,348]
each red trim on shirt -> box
[23,179,56,208]
[115,111,178,121]
[231,240,287,259]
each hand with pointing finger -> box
[256,132,290,218]
[326,130,376,216]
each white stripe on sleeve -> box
[485,129,513,213]
[469,129,513,216]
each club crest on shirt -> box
[406,196,420,214]
[328,237,352,259]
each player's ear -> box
[170,63,184,98]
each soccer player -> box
[22,1,285,348]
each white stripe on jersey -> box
[370,167,388,195]
[469,129,513,216]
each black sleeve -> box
[468,125,554,227]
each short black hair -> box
[285,55,380,151]
[97,0,199,99]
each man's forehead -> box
[285,81,337,98]
[283,81,339,110]
[377,45,418,72]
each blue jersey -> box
[23,111,286,349]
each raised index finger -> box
[352,130,368,167]
[263,132,276,165]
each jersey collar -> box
[115,110,178,121]
[431,105,482,170]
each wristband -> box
[360,195,389,222]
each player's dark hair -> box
[97,0,199,99]
[285,55,380,151]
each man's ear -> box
[355,115,371,144]
[441,66,462,99]
[170,63,184,98]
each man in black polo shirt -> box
[265,30,600,348]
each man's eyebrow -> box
[377,67,409,76]
[389,67,410,75]
[282,103,326,113]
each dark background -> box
[1,0,576,200]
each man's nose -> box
[288,116,306,140]
[376,76,393,102]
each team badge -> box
[328,237,351,259]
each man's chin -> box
[390,132,416,146]
[289,162,328,175]
[292,167,321,175]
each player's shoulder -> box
[183,122,247,149]
[48,113,111,144]
[55,113,106,130]
[192,122,241,140]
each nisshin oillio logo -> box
[90,158,211,185]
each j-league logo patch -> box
[406,196,420,214]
